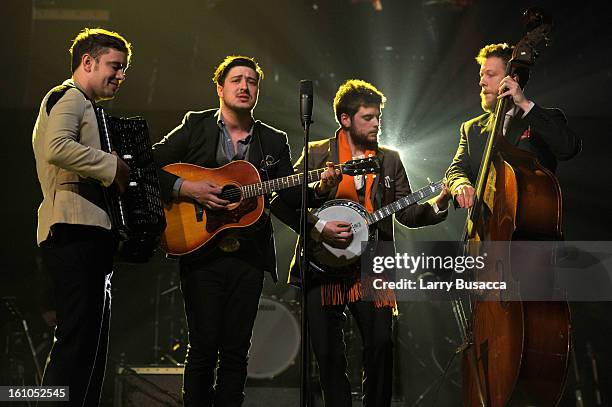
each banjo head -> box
[311,199,374,270]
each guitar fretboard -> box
[241,166,339,198]
[365,181,444,224]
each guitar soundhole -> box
[220,184,242,203]
[205,197,258,233]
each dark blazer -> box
[271,131,447,281]
[152,109,294,281]
[446,104,581,194]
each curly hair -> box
[333,79,386,125]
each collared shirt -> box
[217,112,254,162]
[503,101,535,136]
[171,111,255,200]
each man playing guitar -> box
[152,55,338,407]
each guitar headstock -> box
[512,8,553,67]
[341,156,381,176]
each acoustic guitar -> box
[161,157,380,255]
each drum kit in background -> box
[247,296,301,381]
[247,294,463,406]
[2,257,462,407]
[121,258,463,406]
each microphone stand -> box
[299,88,313,407]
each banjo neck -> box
[365,180,444,225]
[310,179,445,271]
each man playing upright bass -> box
[446,43,581,207]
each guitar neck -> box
[366,181,444,224]
[241,165,343,198]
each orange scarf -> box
[335,129,375,212]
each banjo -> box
[310,180,444,270]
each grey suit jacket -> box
[32,79,118,245]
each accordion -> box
[95,106,166,262]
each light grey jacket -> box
[32,79,117,245]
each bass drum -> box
[247,297,300,379]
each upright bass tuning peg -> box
[522,7,553,33]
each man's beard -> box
[481,94,496,113]
[349,125,378,150]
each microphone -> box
[300,80,313,129]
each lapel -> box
[505,111,529,146]
[201,110,222,166]
[325,134,340,198]
[472,113,493,172]
[371,147,385,209]
[477,113,493,135]
[247,120,263,173]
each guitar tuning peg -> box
[427,177,432,184]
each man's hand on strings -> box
[498,75,531,112]
[454,183,475,209]
[181,180,230,210]
[321,221,353,249]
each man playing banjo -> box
[273,79,449,406]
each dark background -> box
[1,0,611,405]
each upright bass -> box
[458,8,571,407]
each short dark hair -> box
[475,43,513,65]
[333,79,386,124]
[212,55,264,86]
[69,28,132,73]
